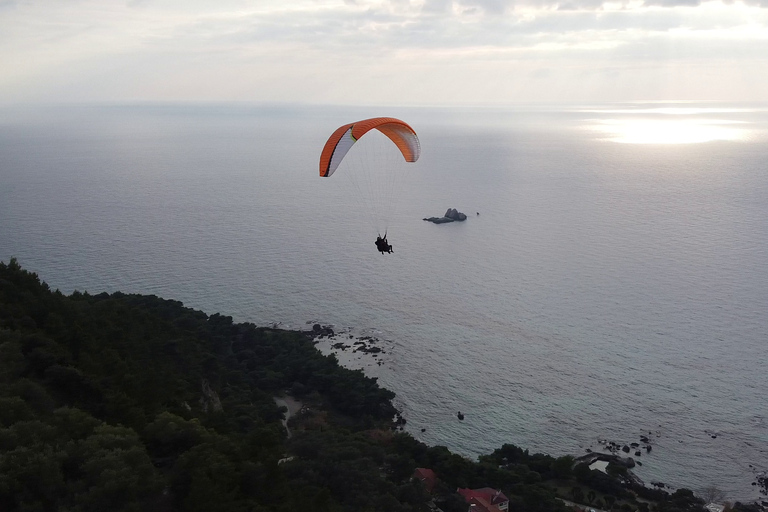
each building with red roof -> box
[412,468,438,493]
[458,487,509,512]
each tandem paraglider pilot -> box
[375,235,393,254]
[319,117,420,256]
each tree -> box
[574,462,592,482]
[571,486,585,504]
[64,424,163,511]
[142,411,209,459]
[551,455,575,479]
[699,486,726,504]
[0,443,66,511]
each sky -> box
[1,0,767,105]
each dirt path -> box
[273,395,303,438]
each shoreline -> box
[301,321,768,507]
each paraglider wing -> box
[319,117,420,177]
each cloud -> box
[458,0,508,15]
[421,0,453,12]
[643,0,701,7]
[1,0,767,104]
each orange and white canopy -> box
[319,117,420,177]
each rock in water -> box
[445,208,467,221]
[423,216,455,224]
[424,208,468,223]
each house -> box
[458,487,509,512]
[412,467,438,493]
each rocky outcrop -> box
[424,208,468,224]
[307,323,335,339]
[423,216,454,224]
[200,379,223,413]
[574,452,636,469]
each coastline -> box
[305,322,768,508]
[2,255,764,511]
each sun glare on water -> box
[591,117,751,144]
[580,106,758,144]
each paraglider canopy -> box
[319,117,420,178]
[319,117,420,250]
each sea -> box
[1,102,766,502]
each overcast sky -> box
[1,0,767,105]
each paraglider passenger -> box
[375,236,393,254]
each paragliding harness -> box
[375,233,393,254]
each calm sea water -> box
[1,103,766,501]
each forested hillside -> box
[0,259,733,512]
